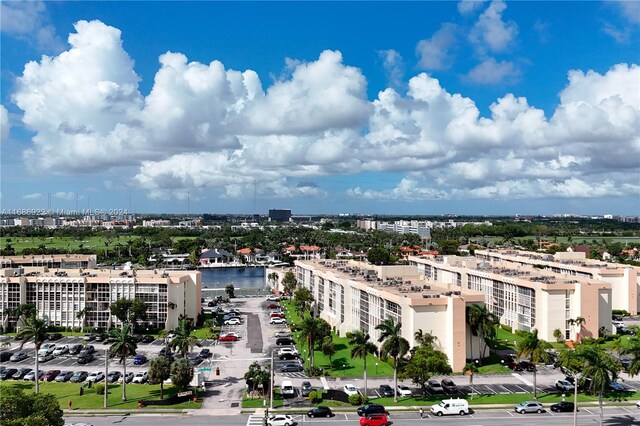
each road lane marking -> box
[512,373,534,387]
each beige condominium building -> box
[0,254,97,269]
[294,259,486,371]
[409,255,612,343]
[0,256,201,331]
[475,249,639,315]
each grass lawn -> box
[0,381,203,410]
[242,389,283,408]
[280,301,394,378]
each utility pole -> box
[269,350,274,410]
[104,348,109,408]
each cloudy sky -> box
[1,1,638,216]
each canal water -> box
[200,267,266,289]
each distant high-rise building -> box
[269,209,292,222]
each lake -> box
[200,267,266,289]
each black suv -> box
[357,404,387,417]
[48,333,63,341]
[276,337,295,345]
[378,384,394,397]
[69,344,83,355]
[441,378,458,394]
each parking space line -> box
[506,410,514,416]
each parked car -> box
[69,344,83,355]
[141,335,155,344]
[132,371,148,383]
[270,312,285,319]
[508,362,524,371]
[43,370,61,381]
[280,363,303,372]
[224,318,242,325]
[82,334,97,342]
[55,371,74,382]
[267,304,280,309]
[359,414,388,426]
[428,379,444,394]
[77,353,95,364]
[13,368,32,379]
[555,379,574,391]
[70,371,89,383]
[94,334,108,342]
[278,348,299,357]
[307,406,333,418]
[222,314,239,321]
[133,354,148,365]
[199,348,211,358]
[610,381,625,391]
[430,398,469,416]
[357,403,387,417]
[9,351,28,362]
[47,333,63,341]
[301,381,313,397]
[38,352,54,363]
[0,350,13,362]
[107,371,121,383]
[266,295,280,302]
[378,384,394,397]
[187,354,202,366]
[550,401,576,412]
[275,337,294,345]
[397,384,413,397]
[270,317,287,325]
[80,345,95,354]
[24,370,45,381]
[53,345,69,356]
[279,353,298,360]
[274,331,291,339]
[0,368,18,380]
[441,379,458,394]
[515,401,544,414]
[40,343,56,354]
[218,334,239,342]
[343,384,359,396]
[86,371,105,383]
[118,372,134,383]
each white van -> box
[430,398,469,416]
[280,380,295,397]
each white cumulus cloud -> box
[416,23,458,70]
[469,0,518,55]
[22,192,43,200]
[0,105,9,143]
[0,1,64,52]
[466,58,520,84]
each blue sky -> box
[1,1,639,216]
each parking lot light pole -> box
[573,373,581,426]
[104,348,108,408]
[270,349,275,410]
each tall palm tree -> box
[622,335,640,377]
[577,344,621,426]
[16,316,48,394]
[571,316,586,341]
[466,304,483,361]
[109,323,138,401]
[414,329,436,348]
[463,363,479,399]
[516,329,551,399]
[169,318,200,358]
[298,316,320,368]
[76,306,92,333]
[376,318,409,402]
[347,329,377,396]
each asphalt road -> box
[66,407,640,426]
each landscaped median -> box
[0,381,203,410]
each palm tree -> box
[466,304,483,361]
[571,316,586,341]
[414,329,436,348]
[516,329,551,399]
[376,318,409,402]
[577,344,621,426]
[169,318,200,358]
[347,329,378,396]
[298,316,320,368]
[622,335,640,377]
[16,316,48,394]
[109,323,138,401]
[76,306,92,333]
[463,363,479,399]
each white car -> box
[278,347,299,357]
[37,352,54,363]
[270,317,287,325]
[267,414,294,426]
[224,318,242,325]
[40,343,56,354]
[166,333,176,341]
[343,384,359,396]
[132,371,148,383]
[221,332,239,338]
[118,372,134,383]
[555,379,573,391]
[397,384,413,396]
[636,401,640,408]
[86,372,105,383]
[53,345,69,356]
[266,295,280,302]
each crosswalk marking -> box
[246,414,264,426]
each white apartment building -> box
[294,259,486,371]
[475,249,640,316]
[0,261,201,331]
[409,255,612,343]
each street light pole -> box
[104,348,108,408]
[573,373,580,426]
[270,349,275,410]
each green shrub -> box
[500,324,512,332]
[94,383,105,395]
[305,366,324,377]
[514,330,528,337]
[308,390,323,403]
[348,394,362,405]
[360,395,369,404]
[612,310,629,317]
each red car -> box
[270,312,285,319]
[218,334,239,342]
[44,370,61,381]
[267,304,280,309]
[359,414,389,426]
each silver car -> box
[515,401,544,414]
